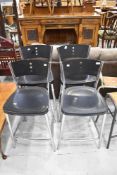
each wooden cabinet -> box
[19,13,100,46]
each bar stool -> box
[58,58,108,149]
[3,60,56,156]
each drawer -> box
[20,20,39,25]
[45,24,77,29]
[41,18,80,24]
[82,18,100,24]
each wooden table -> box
[0,82,16,159]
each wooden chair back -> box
[0,36,20,76]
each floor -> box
[0,77,117,175]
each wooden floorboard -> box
[0,82,16,132]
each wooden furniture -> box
[29,0,52,15]
[2,1,14,25]
[0,4,6,38]
[97,59,117,97]
[102,76,117,87]
[98,11,117,48]
[12,0,23,46]
[95,0,116,9]
[0,36,20,76]
[29,0,82,15]
[19,13,100,46]
[18,3,100,46]
[0,82,16,159]
[1,0,22,47]
[99,76,117,94]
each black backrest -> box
[20,45,52,60]
[57,44,90,61]
[10,59,49,78]
[62,58,102,82]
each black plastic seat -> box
[58,86,108,149]
[61,86,107,116]
[3,59,56,155]
[4,87,49,115]
[9,54,58,120]
[58,58,103,122]
[58,58,108,149]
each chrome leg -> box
[58,85,65,122]
[59,110,63,122]
[58,85,63,122]
[5,114,16,147]
[57,114,65,149]
[51,84,58,122]
[45,114,56,152]
[98,114,107,148]
[0,136,7,159]
[49,100,56,123]
[48,111,54,137]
